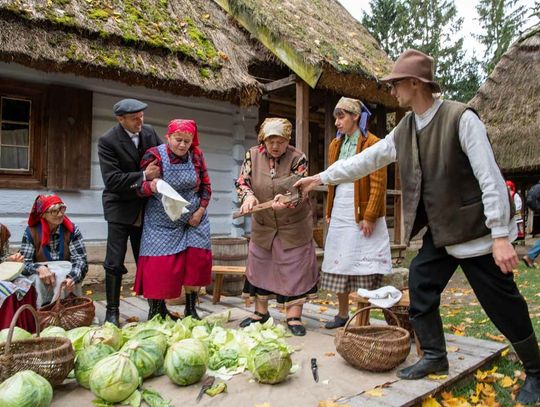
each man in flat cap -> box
[295,49,540,404]
[98,98,162,326]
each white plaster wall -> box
[0,62,259,244]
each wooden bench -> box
[349,289,422,355]
[211,265,246,305]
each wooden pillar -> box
[375,105,387,138]
[295,78,309,160]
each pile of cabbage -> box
[0,311,295,406]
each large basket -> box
[313,227,324,248]
[0,305,75,385]
[38,284,95,330]
[335,306,411,372]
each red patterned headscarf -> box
[28,194,74,247]
[506,180,516,199]
[166,119,199,147]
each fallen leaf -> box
[447,346,459,352]
[318,401,350,407]
[85,290,93,295]
[324,352,335,357]
[499,376,514,388]
[422,396,442,407]
[428,374,448,380]
[319,306,328,313]
[485,333,505,342]
[501,348,509,357]
[365,388,384,397]
[255,403,271,407]
[125,316,139,323]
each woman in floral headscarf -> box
[235,117,318,336]
[135,119,212,320]
[20,194,88,307]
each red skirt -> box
[0,287,37,333]
[134,248,212,299]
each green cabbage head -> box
[0,370,53,407]
[40,326,67,338]
[248,342,292,384]
[164,338,208,386]
[83,322,123,350]
[121,339,164,379]
[0,327,32,343]
[74,343,115,389]
[89,352,140,403]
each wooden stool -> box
[349,289,422,356]
[211,265,246,305]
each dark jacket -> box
[98,123,161,225]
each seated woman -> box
[135,119,212,321]
[236,117,318,336]
[20,195,88,307]
[0,223,36,331]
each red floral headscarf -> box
[166,119,199,147]
[506,180,516,198]
[28,194,74,247]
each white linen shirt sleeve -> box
[458,110,511,238]
[319,130,397,185]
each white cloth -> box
[27,261,82,307]
[320,99,517,259]
[125,129,140,148]
[357,285,402,308]
[322,183,392,276]
[156,179,190,221]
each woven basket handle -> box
[4,304,40,355]
[50,281,68,312]
[344,305,401,332]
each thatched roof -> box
[0,0,269,105]
[214,0,397,108]
[470,25,540,174]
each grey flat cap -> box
[113,98,148,116]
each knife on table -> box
[311,358,319,382]
[196,376,215,402]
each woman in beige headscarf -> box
[235,118,318,336]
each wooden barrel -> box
[206,237,248,296]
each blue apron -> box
[140,144,211,256]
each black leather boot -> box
[184,292,201,320]
[160,300,179,321]
[105,273,122,326]
[513,333,540,404]
[147,299,163,321]
[397,310,449,380]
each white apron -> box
[322,183,392,276]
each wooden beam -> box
[324,94,337,168]
[295,78,309,159]
[262,74,297,93]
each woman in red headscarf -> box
[135,119,212,320]
[20,194,88,307]
[506,180,525,240]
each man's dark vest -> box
[394,100,495,248]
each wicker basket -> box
[335,306,411,372]
[38,284,95,330]
[0,305,75,385]
[383,305,414,337]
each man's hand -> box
[240,195,259,215]
[7,252,23,262]
[360,219,375,237]
[37,265,56,286]
[150,178,160,193]
[492,237,518,273]
[188,207,205,227]
[325,216,331,225]
[144,160,160,181]
[64,278,76,293]
[293,174,322,196]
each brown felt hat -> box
[381,49,441,93]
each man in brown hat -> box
[295,49,540,404]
